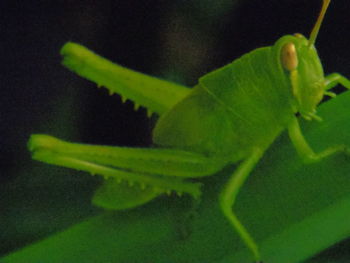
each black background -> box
[1,0,350,259]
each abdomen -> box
[153,47,295,159]
[152,86,245,161]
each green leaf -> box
[2,92,350,263]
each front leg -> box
[288,116,350,162]
[324,73,350,91]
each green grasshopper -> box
[28,0,350,261]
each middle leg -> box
[219,148,264,262]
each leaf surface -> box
[2,92,350,263]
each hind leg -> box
[28,134,226,202]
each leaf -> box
[2,92,350,263]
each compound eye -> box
[281,42,298,71]
[294,33,304,38]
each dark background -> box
[1,0,350,260]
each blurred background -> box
[1,0,350,260]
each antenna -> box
[308,0,331,47]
